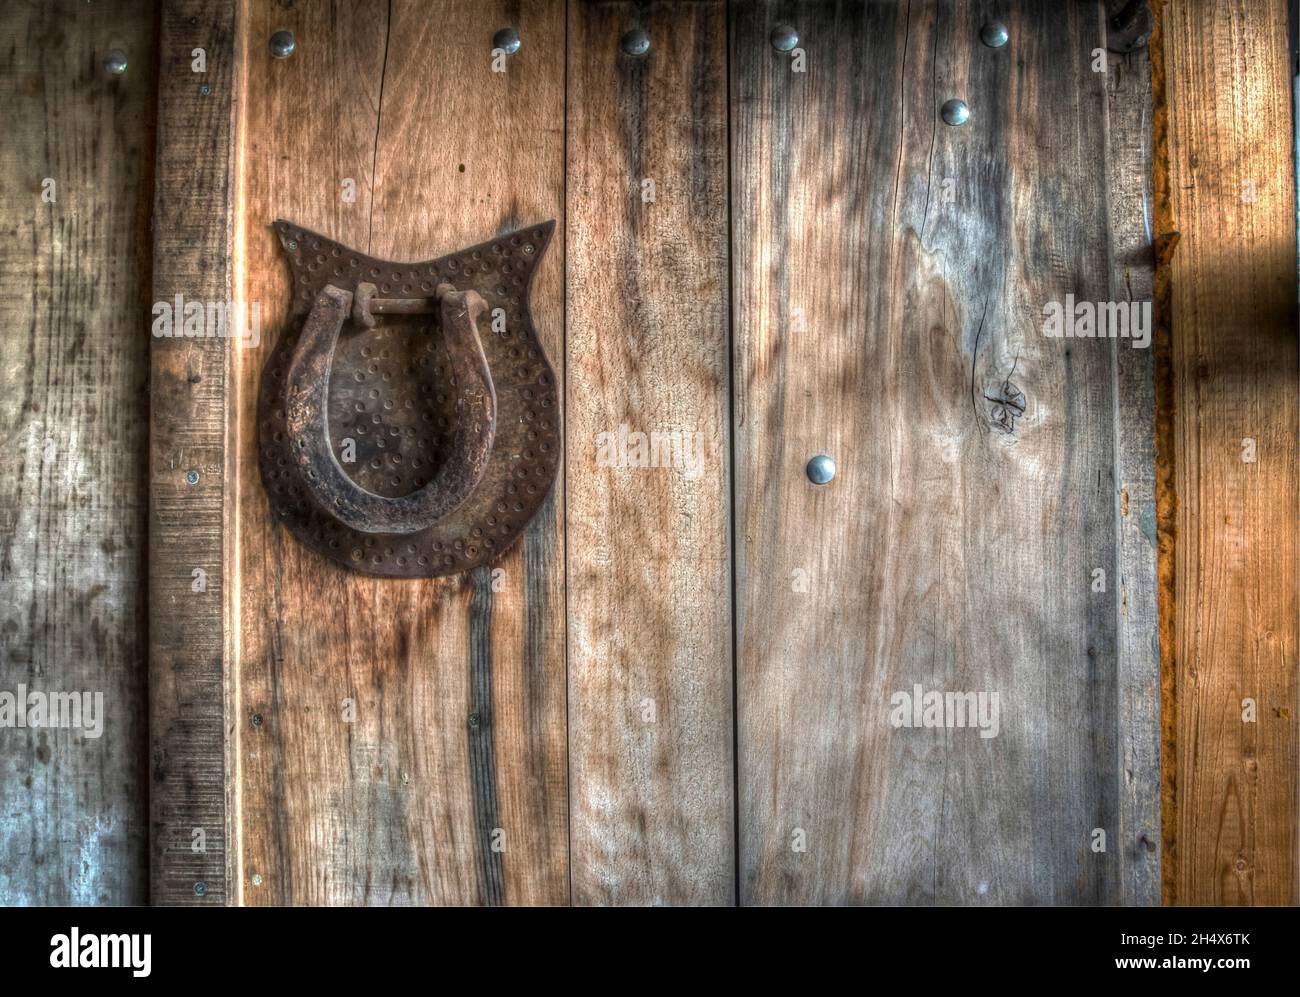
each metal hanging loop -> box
[283,282,496,535]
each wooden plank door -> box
[1156,0,1299,905]
[232,0,567,905]
[1,0,156,906]
[140,0,1174,907]
[731,0,1159,904]
[566,0,734,905]
[14,0,1298,908]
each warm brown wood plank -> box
[733,0,1148,904]
[149,0,237,905]
[566,0,734,904]
[0,0,155,906]
[1155,0,1299,906]
[235,0,567,905]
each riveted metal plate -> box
[259,220,559,577]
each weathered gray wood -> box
[0,0,156,904]
[149,0,238,904]
[733,0,1143,904]
[566,0,734,904]
[1104,14,1161,906]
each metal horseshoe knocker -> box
[259,219,560,577]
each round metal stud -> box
[941,98,970,126]
[194,881,207,897]
[493,27,521,55]
[186,469,200,485]
[269,29,296,59]
[806,454,835,485]
[104,49,128,76]
[620,28,650,57]
[770,23,799,52]
[980,22,1009,48]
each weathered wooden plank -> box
[149,0,238,906]
[566,0,734,904]
[0,0,156,906]
[235,0,567,905]
[1104,8,1161,906]
[1154,0,1299,906]
[733,0,1139,904]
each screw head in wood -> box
[270,29,296,59]
[186,469,200,485]
[194,881,207,896]
[806,454,835,485]
[493,27,520,55]
[941,98,970,126]
[770,24,799,52]
[104,49,128,76]
[620,28,650,57]
[980,22,1009,48]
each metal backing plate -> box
[258,220,559,577]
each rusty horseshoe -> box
[258,220,560,577]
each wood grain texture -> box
[732,0,1152,904]
[566,0,734,904]
[0,0,155,906]
[149,0,238,905]
[1104,11,1161,906]
[234,0,567,905]
[1156,0,1299,906]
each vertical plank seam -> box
[562,0,574,908]
[225,0,248,907]
[1148,0,1178,907]
[724,0,740,909]
[469,569,504,905]
[367,0,393,256]
[1103,0,1126,905]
